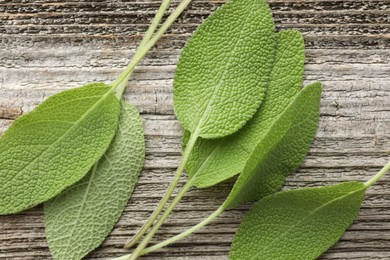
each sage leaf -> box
[44,100,145,260]
[223,82,322,209]
[173,0,275,139]
[184,30,305,188]
[229,182,366,260]
[0,83,120,214]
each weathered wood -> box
[0,0,390,259]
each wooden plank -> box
[0,0,389,259]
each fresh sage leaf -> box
[184,30,305,188]
[223,82,322,209]
[229,182,366,260]
[44,100,145,260]
[173,0,275,139]
[0,83,120,214]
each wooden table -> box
[1,0,389,259]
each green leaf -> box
[229,182,366,260]
[223,82,322,209]
[184,30,305,188]
[173,0,275,139]
[44,100,145,260]
[0,83,120,214]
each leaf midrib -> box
[223,92,305,208]
[33,94,107,114]
[254,185,365,258]
[191,139,250,188]
[60,164,98,258]
[192,87,297,188]
[192,7,253,136]
[192,31,301,188]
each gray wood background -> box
[1,0,390,259]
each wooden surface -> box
[1,0,390,259]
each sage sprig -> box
[2,0,387,258]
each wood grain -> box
[0,0,390,259]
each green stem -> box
[114,0,171,98]
[364,160,390,188]
[142,205,224,255]
[112,0,192,97]
[124,128,199,249]
[129,177,196,259]
[137,0,172,53]
[113,206,224,260]
[115,73,132,99]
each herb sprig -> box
[1,0,388,259]
[115,0,389,259]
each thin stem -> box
[111,0,170,92]
[142,206,224,255]
[115,73,132,99]
[112,0,192,97]
[124,128,199,249]
[122,0,193,242]
[114,0,172,99]
[129,177,195,259]
[137,0,172,53]
[113,206,223,260]
[364,160,390,188]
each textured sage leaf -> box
[229,182,366,260]
[0,83,120,214]
[173,0,275,139]
[184,30,305,188]
[223,82,322,209]
[44,100,145,260]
